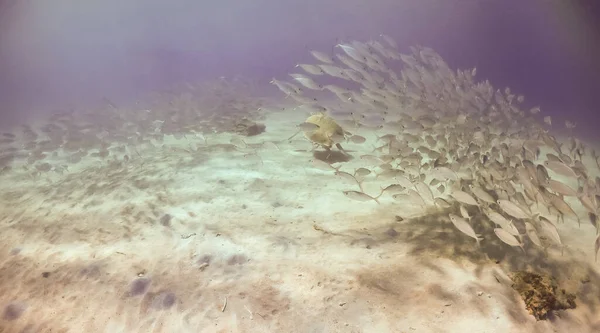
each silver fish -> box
[349,135,367,144]
[449,214,482,246]
[544,179,578,197]
[343,190,380,204]
[354,167,371,178]
[451,190,479,206]
[414,181,434,203]
[459,205,471,220]
[494,228,524,253]
[484,209,520,236]
[525,222,542,247]
[468,184,495,204]
[543,160,578,179]
[296,63,324,75]
[497,199,531,220]
[310,50,334,64]
[381,184,405,194]
[290,74,323,90]
[539,216,562,247]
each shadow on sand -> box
[347,204,600,331]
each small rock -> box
[385,228,398,237]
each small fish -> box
[354,167,371,178]
[393,174,413,188]
[414,181,434,203]
[468,184,495,204]
[543,116,552,126]
[497,199,531,220]
[336,43,365,63]
[335,170,361,186]
[431,166,458,181]
[310,50,334,64]
[525,222,542,247]
[544,160,578,179]
[434,197,451,208]
[290,73,323,90]
[459,205,471,220]
[449,214,482,246]
[360,154,383,165]
[494,228,524,253]
[393,189,426,207]
[380,184,405,194]
[536,164,550,185]
[451,190,479,206]
[343,190,380,204]
[380,34,398,49]
[484,209,519,236]
[539,216,562,247]
[548,195,579,226]
[544,179,578,197]
[580,196,598,216]
[270,78,299,96]
[349,135,367,144]
[296,63,323,75]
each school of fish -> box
[272,35,600,260]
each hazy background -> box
[1,0,599,137]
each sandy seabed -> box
[0,103,600,333]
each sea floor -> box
[1,103,600,333]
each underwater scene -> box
[1,1,600,332]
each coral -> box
[510,271,576,320]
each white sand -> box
[0,104,600,333]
